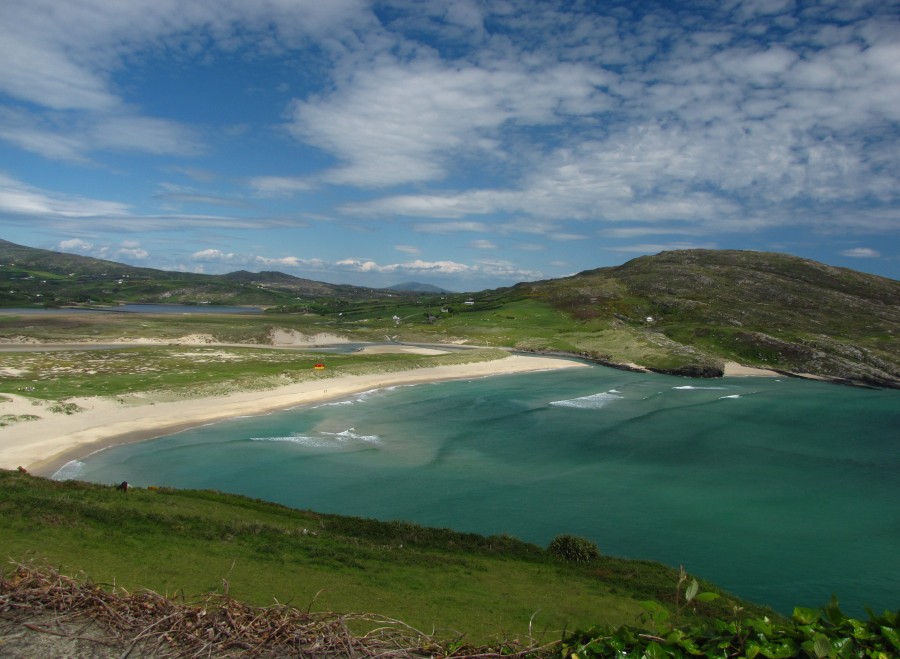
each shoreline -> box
[1,353,588,478]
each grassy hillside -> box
[0,239,396,307]
[0,469,764,645]
[519,250,900,386]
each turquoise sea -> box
[56,366,900,616]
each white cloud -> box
[249,176,316,197]
[0,107,202,162]
[840,247,880,258]
[52,238,150,263]
[0,0,374,110]
[57,238,94,254]
[412,221,490,234]
[394,244,421,255]
[192,249,237,262]
[255,255,311,268]
[333,256,540,281]
[90,116,203,156]
[116,246,149,260]
[0,33,117,111]
[336,258,470,275]
[287,58,613,187]
[470,239,497,249]
[0,174,129,218]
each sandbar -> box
[0,354,587,477]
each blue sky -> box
[1,0,898,291]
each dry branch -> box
[0,563,554,658]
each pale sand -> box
[0,354,586,477]
[356,345,450,355]
[722,361,781,377]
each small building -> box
[313,363,326,370]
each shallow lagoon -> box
[61,366,900,616]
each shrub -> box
[548,534,601,563]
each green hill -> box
[0,239,397,307]
[510,249,900,387]
[0,469,763,643]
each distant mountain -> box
[386,282,453,293]
[0,239,392,307]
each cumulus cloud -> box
[337,257,470,276]
[192,249,238,262]
[115,246,149,260]
[334,256,540,280]
[57,238,94,254]
[52,238,150,263]
[287,58,612,187]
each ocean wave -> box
[320,428,380,443]
[719,394,741,399]
[250,427,380,447]
[672,385,729,390]
[52,460,86,481]
[313,399,356,408]
[250,435,333,448]
[550,391,624,409]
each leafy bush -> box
[548,534,601,563]
[562,597,899,659]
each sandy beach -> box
[1,353,587,477]
[722,361,781,377]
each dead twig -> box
[2,562,557,657]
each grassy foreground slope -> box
[0,469,763,644]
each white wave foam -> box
[250,435,332,448]
[313,399,356,408]
[673,385,728,390]
[320,428,380,443]
[251,427,380,447]
[550,391,623,409]
[719,394,741,399]
[52,460,86,481]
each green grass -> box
[0,470,765,643]
[0,344,506,400]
